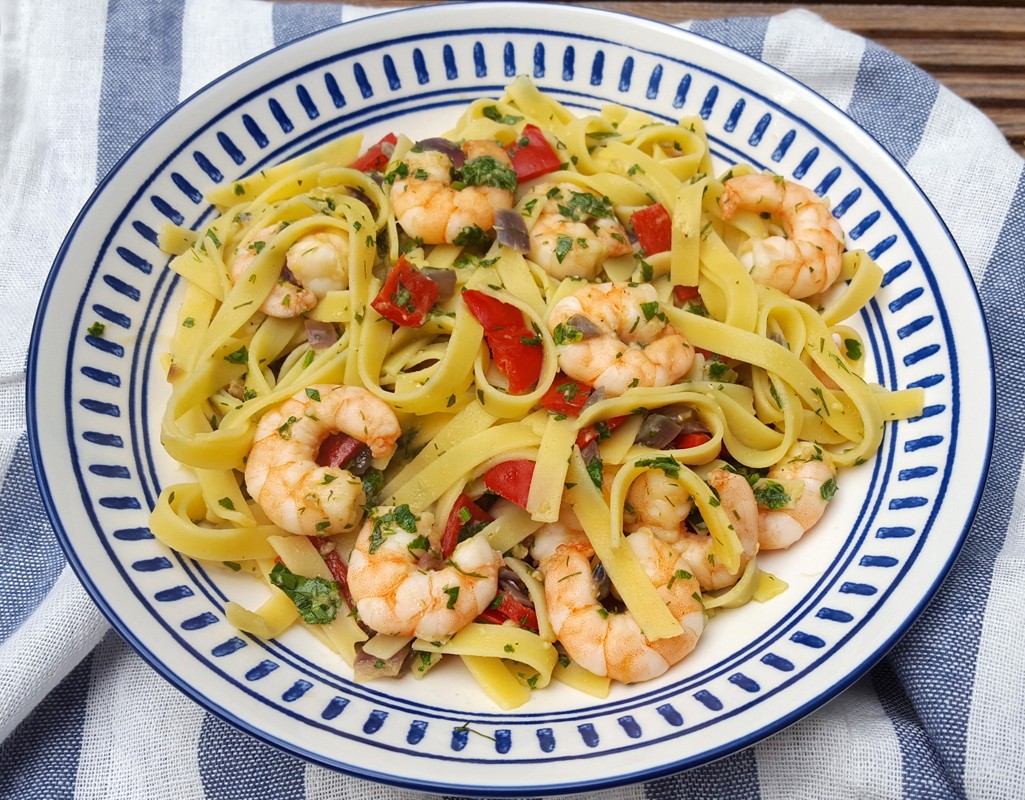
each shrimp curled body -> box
[626,468,760,591]
[719,173,845,299]
[390,140,515,245]
[347,518,502,640]
[231,225,349,318]
[244,384,400,537]
[527,183,632,280]
[758,442,837,550]
[533,524,704,684]
[547,282,694,397]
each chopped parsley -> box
[821,478,838,501]
[481,105,524,125]
[460,155,517,192]
[636,455,682,479]
[87,321,106,337]
[368,504,418,553]
[753,479,792,510]
[269,562,340,624]
[552,321,583,345]
[224,345,249,364]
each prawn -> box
[244,384,401,537]
[547,281,694,396]
[674,469,760,591]
[231,225,349,318]
[757,441,837,550]
[719,173,845,299]
[625,468,759,591]
[389,139,515,245]
[526,183,632,280]
[346,509,502,640]
[532,523,704,684]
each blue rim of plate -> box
[27,3,994,795]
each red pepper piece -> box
[672,431,714,450]
[440,492,494,559]
[482,459,535,508]
[318,545,358,613]
[462,289,543,395]
[632,202,673,255]
[575,415,629,450]
[316,432,366,469]
[505,124,562,182]
[371,255,439,327]
[673,284,701,304]
[539,374,594,417]
[488,592,539,632]
[350,132,397,172]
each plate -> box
[28,3,993,795]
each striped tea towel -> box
[1,2,1022,798]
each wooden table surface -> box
[340,1,1025,158]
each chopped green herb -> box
[753,479,792,510]
[269,562,340,624]
[224,346,249,364]
[305,387,322,402]
[217,497,235,511]
[87,321,106,337]
[821,478,838,501]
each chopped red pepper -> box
[672,431,714,451]
[539,374,594,417]
[440,492,494,559]
[462,289,543,394]
[481,592,539,632]
[371,255,439,327]
[505,124,562,182]
[482,459,535,508]
[575,415,629,450]
[316,432,367,469]
[350,132,397,172]
[632,202,673,255]
[673,284,701,304]
[318,544,359,613]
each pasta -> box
[151,76,923,704]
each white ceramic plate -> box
[28,4,993,795]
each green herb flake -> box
[87,321,106,337]
[269,561,340,624]
[636,455,682,479]
[753,479,792,510]
[481,105,524,126]
[821,478,838,501]
[844,338,863,361]
[443,585,460,609]
[305,387,322,402]
[217,497,235,512]
[224,346,249,364]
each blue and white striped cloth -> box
[2,2,1022,797]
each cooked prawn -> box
[526,183,632,279]
[547,281,694,396]
[757,441,837,550]
[231,225,349,318]
[719,173,845,299]
[389,139,515,244]
[244,384,401,537]
[625,468,759,591]
[346,511,502,640]
[532,523,704,684]
[674,469,760,591]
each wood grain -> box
[329,1,1025,157]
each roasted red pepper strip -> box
[575,415,629,450]
[482,459,535,508]
[371,255,439,327]
[632,202,673,255]
[672,431,714,450]
[462,289,543,394]
[440,492,494,559]
[316,432,366,469]
[351,132,397,172]
[488,592,539,632]
[539,374,594,417]
[673,284,701,304]
[318,545,359,613]
[506,124,562,182]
